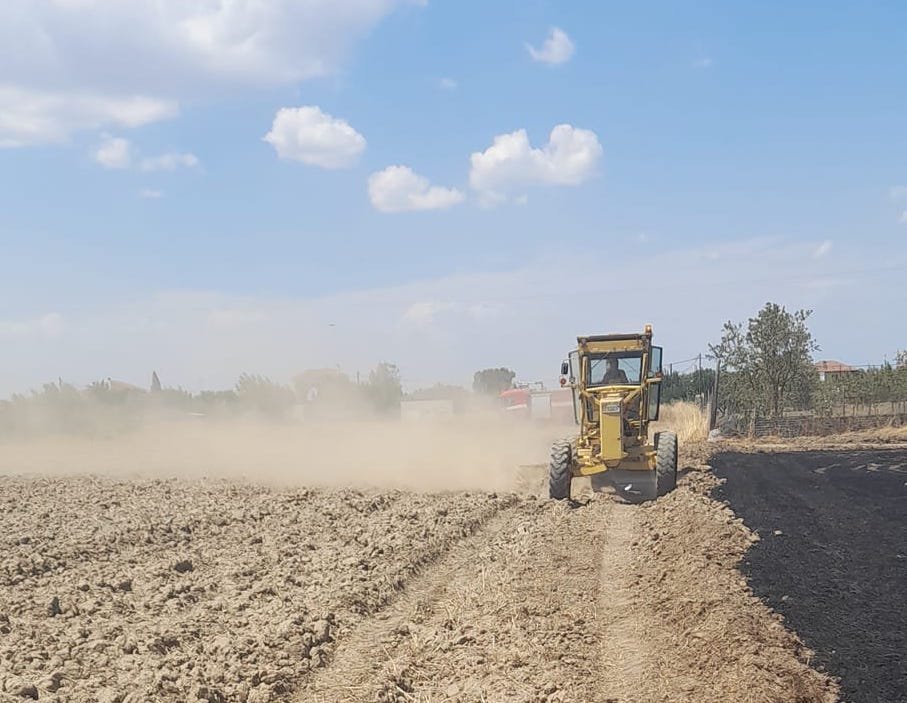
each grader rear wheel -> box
[548,439,573,500]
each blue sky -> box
[1,1,906,395]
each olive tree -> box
[472,368,516,396]
[710,303,819,418]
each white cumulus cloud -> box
[468,124,603,202]
[890,185,907,200]
[264,106,366,169]
[0,1,420,146]
[93,134,133,169]
[368,165,465,213]
[526,27,575,65]
[140,152,200,172]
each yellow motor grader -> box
[549,325,677,502]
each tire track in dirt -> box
[300,496,617,702]
[300,507,525,703]
[594,503,655,702]
[301,467,840,703]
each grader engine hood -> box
[598,392,627,462]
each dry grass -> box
[655,401,710,444]
[825,423,907,444]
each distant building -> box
[400,399,455,421]
[815,360,858,382]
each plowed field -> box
[0,437,857,702]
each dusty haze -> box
[0,414,567,492]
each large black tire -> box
[655,431,678,497]
[548,439,573,500]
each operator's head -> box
[606,358,618,371]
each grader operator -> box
[549,325,677,503]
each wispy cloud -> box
[92,136,198,173]
[5,237,898,398]
[93,134,133,169]
[439,77,458,91]
[0,313,63,339]
[526,27,575,65]
[813,240,833,258]
[140,152,199,172]
[889,185,907,200]
[402,301,456,325]
[692,57,713,69]
[0,87,177,149]
[0,1,422,145]
[140,189,164,199]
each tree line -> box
[0,362,406,437]
[0,362,528,438]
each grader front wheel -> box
[655,431,678,497]
[548,439,573,500]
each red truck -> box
[499,383,575,424]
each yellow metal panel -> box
[576,464,606,476]
[599,401,624,462]
[581,339,645,353]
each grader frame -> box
[549,325,678,502]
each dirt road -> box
[0,458,840,702]
[713,449,907,703]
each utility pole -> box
[709,360,721,431]
[698,353,704,410]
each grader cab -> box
[549,325,677,502]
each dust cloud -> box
[0,414,567,492]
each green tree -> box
[472,367,516,395]
[897,350,907,370]
[294,368,356,402]
[709,302,819,418]
[661,368,716,404]
[234,373,295,418]
[293,368,364,419]
[364,362,402,415]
